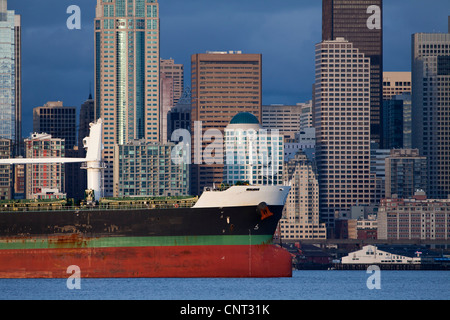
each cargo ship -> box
[0,120,292,278]
[0,185,292,278]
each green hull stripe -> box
[0,235,274,250]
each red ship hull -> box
[0,244,292,278]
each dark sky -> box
[10,0,450,137]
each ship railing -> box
[0,200,197,213]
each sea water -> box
[0,270,448,300]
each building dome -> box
[229,112,259,125]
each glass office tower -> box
[0,0,21,156]
[94,0,160,196]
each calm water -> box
[0,270,449,300]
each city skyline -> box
[11,0,450,137]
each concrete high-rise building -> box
[0,0,21,156]
[95,0,160,196]
[383,72,411,100]
[412,21,450,199]
[262,103,308,141]
[33,101,77,150]
[190,51,262,195]
[279,151,327,240]
[314,38,373,234]
[322,0,383,145]
[385,149,427,199]
[24,133,65,200]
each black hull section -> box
[0,205,284,238]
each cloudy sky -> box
[10,0,450,137]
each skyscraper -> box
[384,149,427,199]
[0,0,21,156]
[33,101,77,150]
[190,51,262,196]
[322,0,383,146]
[78,93,95,152]
[412,21,450,199]
[383,93,412,149]
[160,58,184,105]
[160,72,174,143]
[314,38,372,234]
[279,151,327,240]
[95,0,160,196]
[167,87,191,140]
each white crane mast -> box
[0,119,104,200]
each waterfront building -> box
[224,112,283,186]
[411,21,450,199]
[33,101,77,150]
[384,149,427,199]
[24,133,65,200]
[378,190,450,241]
[341,245,421,265]
[95,0,160,196]
[356,217,378,240]
[322,0,383,145]
[113,141,189,197]
[314,38,373,233]
[0,1,21,156]
[383,72,411,100]
[279,151,326,240]
[190,51,262,195]
[383,93,412,149]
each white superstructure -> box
[193,185,290,208]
